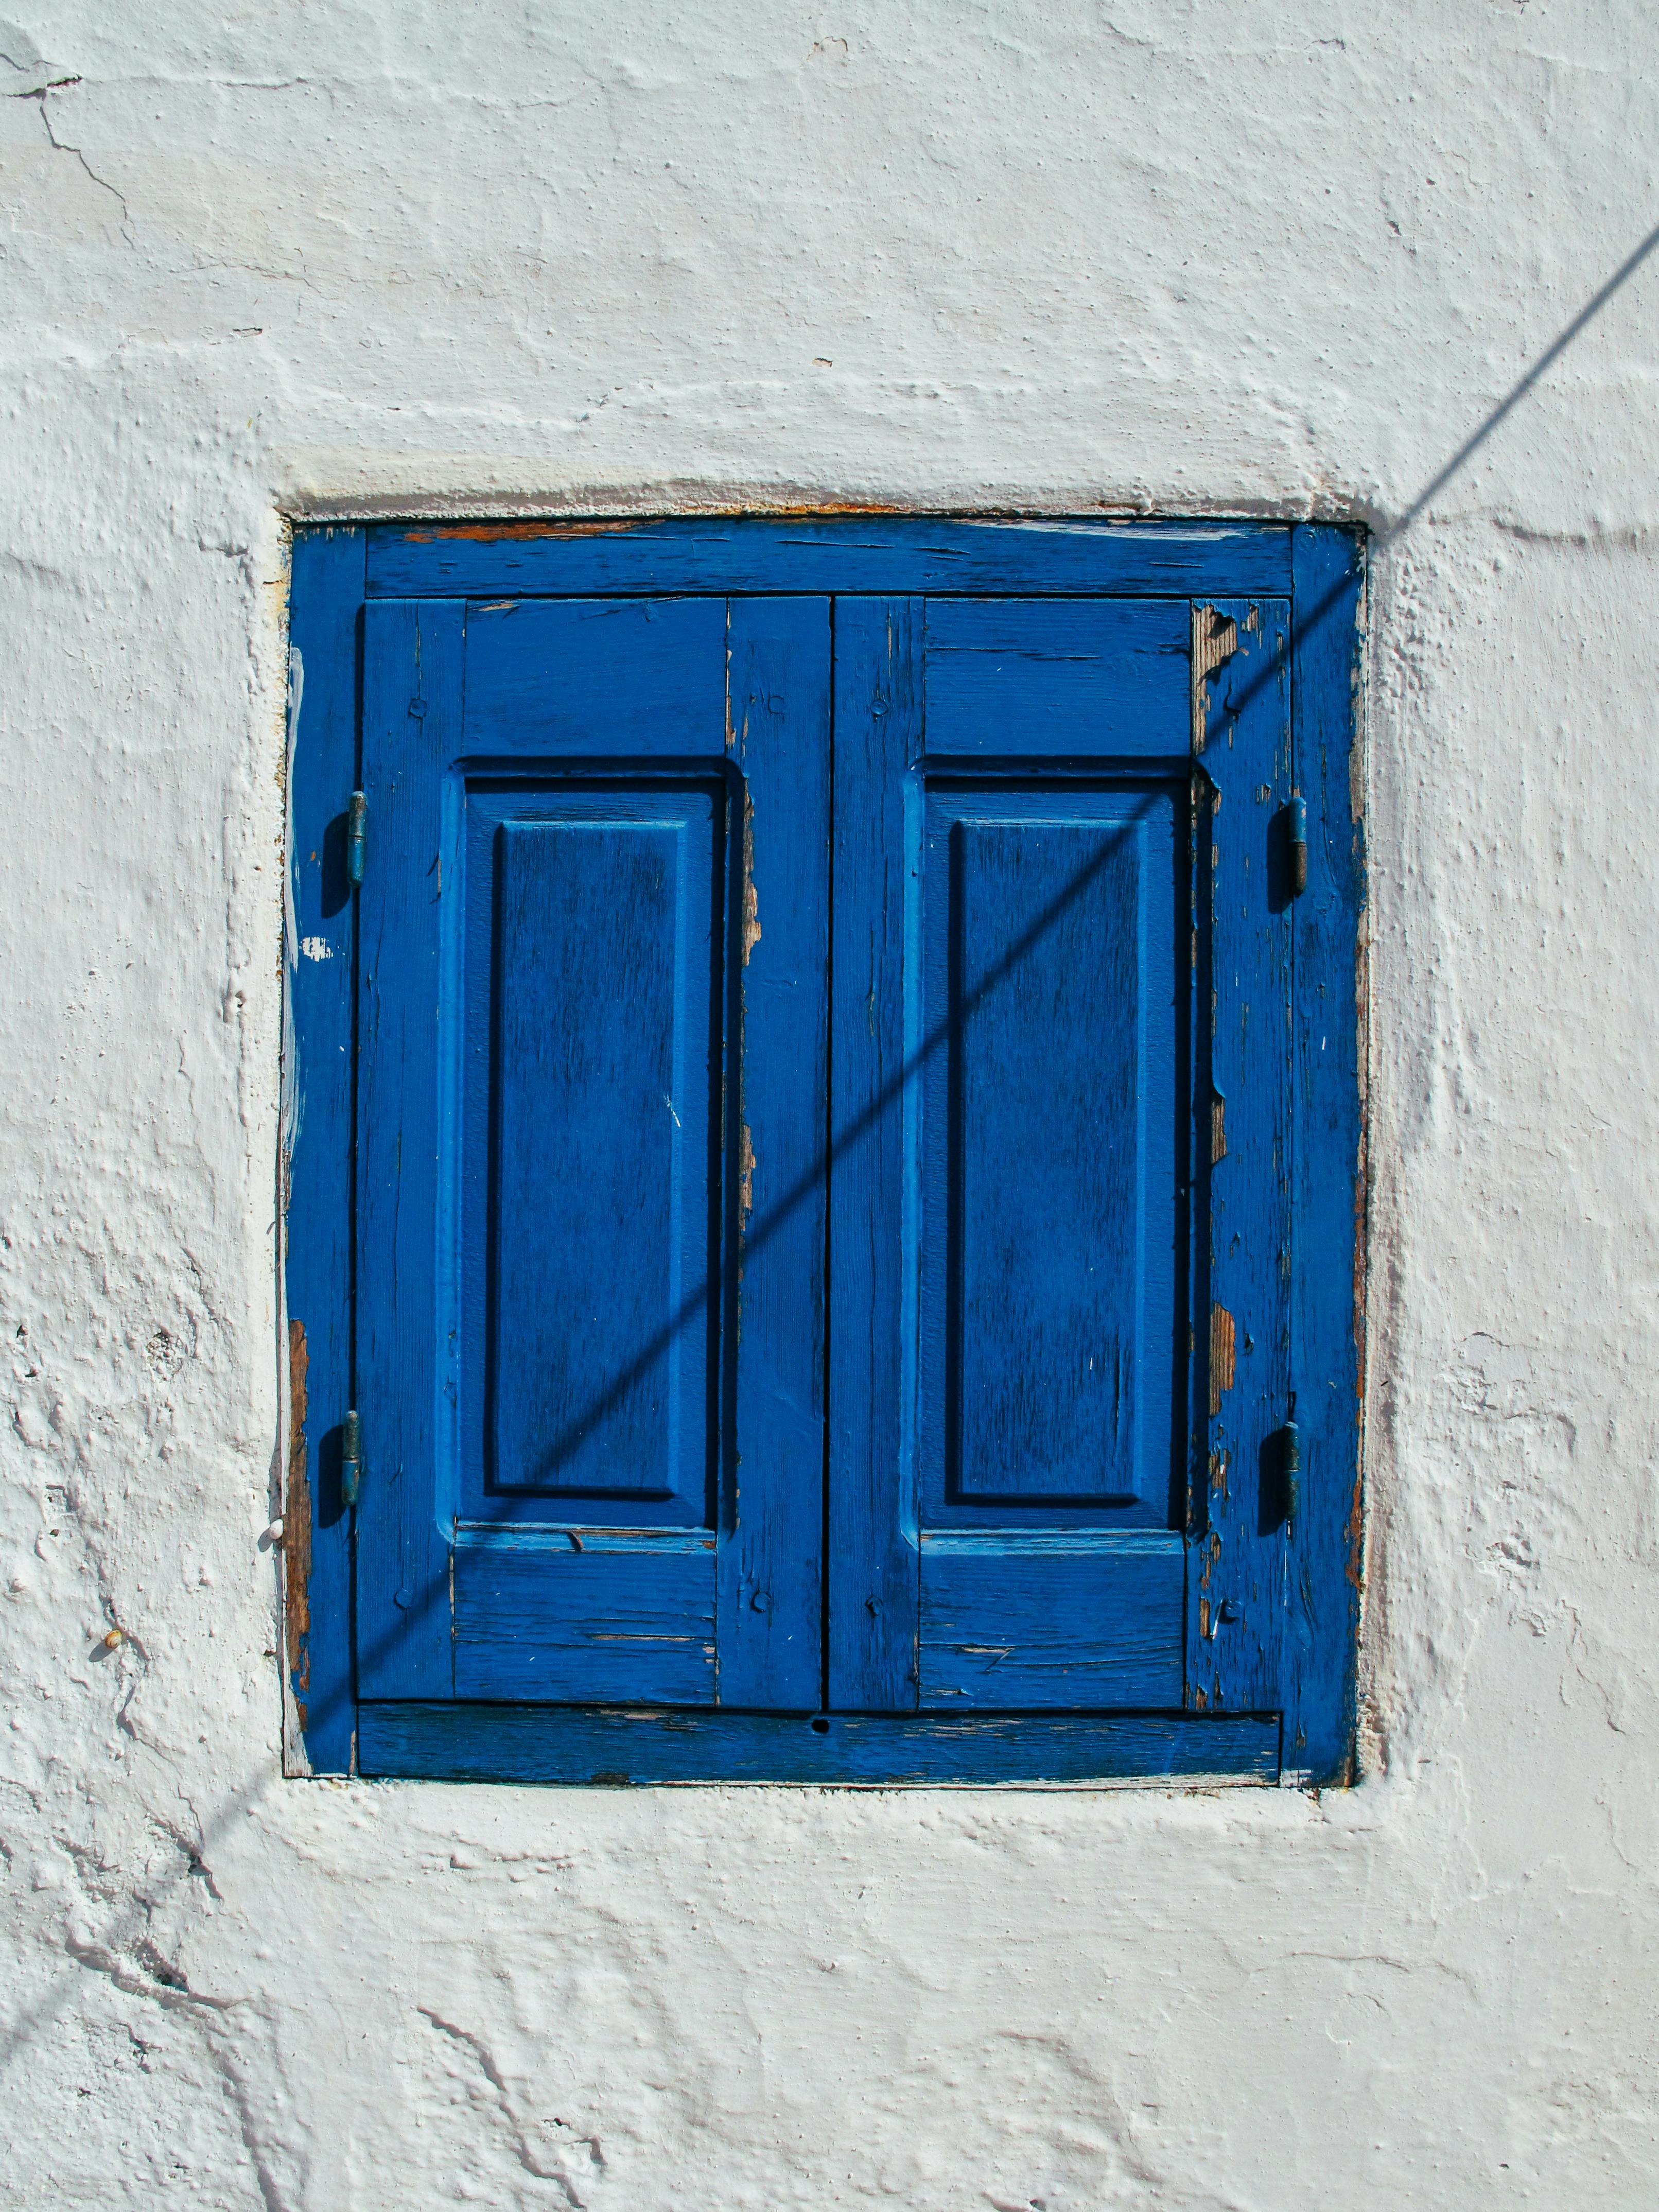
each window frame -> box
[282,516,1366,1788]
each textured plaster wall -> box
[1,3,1656,2205]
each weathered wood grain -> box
[919,1535,1183,1707]
[368,516,1293,600]
[356,598,466,1698]
[1185,599,1294,1715]
[453,1534,717,1704]
[922,598,1190,755]
[359,1700,1280,1785]
[1285,525,1367,1784]
[357,590,833,1710]
[827,598,924,1710]
[840,599,1192,1711]
[462,596,727,755]
[718,597,832,1709]
[918,786,1181,1530]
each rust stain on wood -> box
[764,498,913,516]
[284,1318,313,1721]
[1191,604,1238,752]
[404,500,942,548]
[1209,1303,1236,1415]
[401,518,647,543]
[1211,1090,1227,1164]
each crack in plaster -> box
[25,84,133,238]
[417,2007,603,2203]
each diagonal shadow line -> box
[1,1552,469,2075]
[0,1757,283,2077]
[1382,212,1659,547]
[525,828,1136,1482]
[1208,213,1659,736]
[0,1570,459,2073]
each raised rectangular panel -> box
[921,785,1181,1528]
[462,785,723,1525]
[953,817,1144,1502]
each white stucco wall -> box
[3,3,1657,2203]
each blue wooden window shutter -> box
[284,520,1364,1787]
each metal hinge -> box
[346,790,368,888]
[1287,793,1307,896]
[1276,1407,1301,1531]
[341,1407,363,1507]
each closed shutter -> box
[828,596,1293,1715]
[354,596,830,1709]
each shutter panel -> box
[355,596,829,1708]
[828,595,1294,1714]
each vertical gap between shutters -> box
[820,597,837,1714]
[1285,604,1299,1510]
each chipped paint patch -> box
[741,790,762,965]
[300,935,333,962]
[1191,604,1238,751]
[1209,1303,1236,1415]
[738,1122,756,1231]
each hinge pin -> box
[1280,1415,1301,1531]
[1287,793,1307,897]
[346,790,368,889]
[341,1407,363,1507]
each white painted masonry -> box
[3,4,1656,2204]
